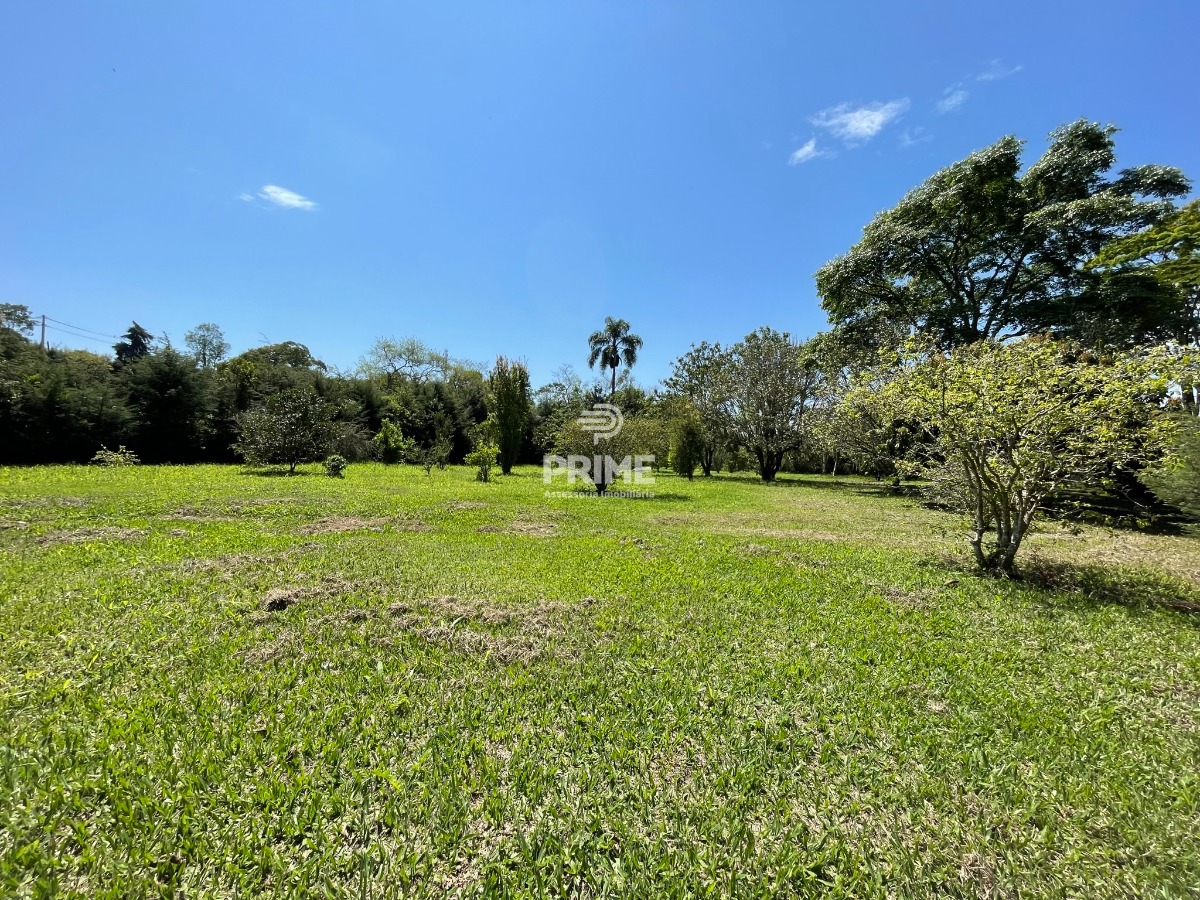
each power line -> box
[42,316,120,340]
[42,323,117,346]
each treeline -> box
[0,319,481,466]
[2,120,1198,544]
[0,309,664,468]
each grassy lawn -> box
[1,463,1198,898]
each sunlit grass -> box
[1,463,1198,897]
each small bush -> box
[373,420,418,464]
[466,442,500,482]
[90,445,141,467]
[323,455,349,478]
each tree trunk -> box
[701,445,714,477]
[757,449,781,482]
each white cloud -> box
[238,192,255,202]
[787,138,825,165]
[900,127,932,147]
[936,88,968,114]
[257,184,317,210]
[811,99,910,144]
[976,60,1022,81]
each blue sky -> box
[3,2,1197,387]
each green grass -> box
[1,463,1198,898]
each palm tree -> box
[587,317,643,397]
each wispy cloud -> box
[899,127,932,148]
[936,88,968,114]
[976,60,1022,82]
[253,184,318,210]
[787,138,827,165]
[811,99,910,145]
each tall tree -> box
[184,323,230,368]
[720,328,821,482]
[587,317,643,397]
[664,341,729,476]
[114,322,154,363]
[0,303,35,337]
[487,356,531,475]
[817,120,1190,352]
[119,348,212,462]
[361,337,449,389]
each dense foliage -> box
[876,340,1188,573]
[816,121,1191,352]
[487,356,532,475]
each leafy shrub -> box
[466,442,500,482]
[373,419,418,464]
[323,454,349,478]
[881,339,1184,575]
[90,445,141,467]
[234,390,337,475]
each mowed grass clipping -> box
[1,464,1198,899]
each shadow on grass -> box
[763,475,922,499]
[925,550,1200,621]
[239,467,311,478]
[1021,556,1200,614]
[1003,555,1200,620]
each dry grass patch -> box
[475,521,558,537]
[508,521,559,537]
[35,526,147,546]
[386,595,573,663]
[866,579,940,610]
[241,632,299,665]
[296,516,430,536]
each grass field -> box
[1,463,1198,898]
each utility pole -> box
[40,314,46,349]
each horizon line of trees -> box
[3,119,1199,570]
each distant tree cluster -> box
[0,321,487,467]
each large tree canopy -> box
[1088,199,1200,348]
[817,120,1190,352]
